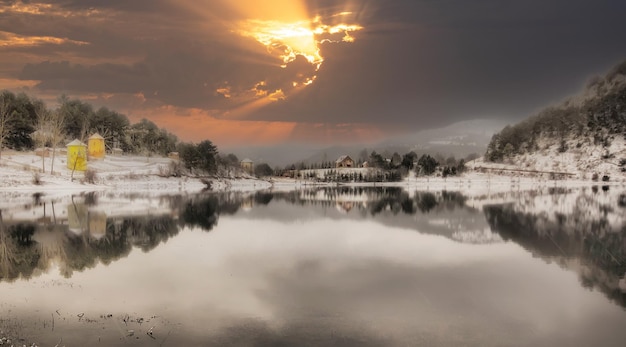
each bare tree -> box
[49,108,66,174]
[0,92,16,160]
[32,100,51,173]
[0,212,18,279]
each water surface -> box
[1,187,625,346]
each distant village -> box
[35,128,468,184]
[239,152,469,183]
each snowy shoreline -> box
[1,151,624,202]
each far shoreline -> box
[1,151,624,204]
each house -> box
[87,133,105,159]
[282,164,297,178]
[241,158,254,174]
[67,202,88,235]
[35,147,50,158]
[335,155,354,168]
[168,152,179,160]
[66,139,87,171]
[88,212,107,240]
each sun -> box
[237,13,362,73]
[213,2,366,117]
[240,19,322,68]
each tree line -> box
[0,90,229,175]
[268,150,476,182]
[485,59,626,162]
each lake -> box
[1,187,625,346]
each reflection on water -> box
[0,188,477,282]
[0,187,625,346]
[484,187,626,307]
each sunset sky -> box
[1,0,626,148]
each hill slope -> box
[484,60,626,178]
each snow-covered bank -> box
[0,151,272,197]
[0,151,624,204]
[477,136,626,180]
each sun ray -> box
[231,8,362,109]
[237,17,362,71]
[0,31,89,47]
[190,1,367,117]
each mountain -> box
[222,143,326,168]
[378,118,507,157]
[227,119,505,167]
[484,59,626,177]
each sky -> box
[1,0,626,148]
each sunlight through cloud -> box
[238,17,362,70]
[230,11,362,110]
[0,0,101,17]
[0,31,89,47]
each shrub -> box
[602,151,614,159]
[168,160,183,177]
[619,194,626,208]
[84,169,98,184]
[558,139,568,153]
[158,161,183,177]
[32,172,42,185]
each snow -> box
[0,150,625,206]
[475,136,626,180]
[0,150,270,199]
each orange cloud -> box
[0,78,38,90]
[0,1,101,17]
[287,122,387,145]
[0,1,53,15]
[127,107,297,147]
[0,31,89,47]
[223,0,309,22]
[221,0,363,107]
[122,103,386,148]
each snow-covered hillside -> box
[483,60,626,180]
[0,150,271,196]
[473,136,626,181]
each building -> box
[87,133,105,159]
[168,152,179,160]
[88,211,107,240]
[335,155,355,168]
[241,158,254,174]
[66,139,87,171]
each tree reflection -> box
[0,188,477,282]
[182,196,219,231]
[9,223,36,246]
[267,187,468,217]
[0,218,40,282]
[254,192,274,205]
[3,187,624,315]
[484,190,626,308]
[417,193,437,213]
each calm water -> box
[1,187,625,346]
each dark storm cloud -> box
[10,0,322,110]
[0,1,182,62]
[250,0,626,130]
[7,0,626,131]
[19,44,280,109]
